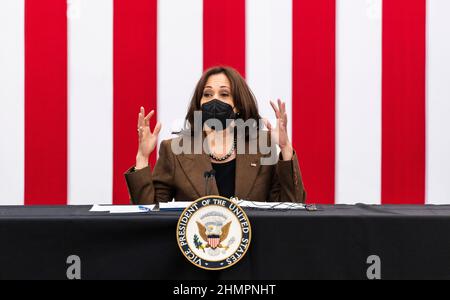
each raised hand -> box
[136,107,161,168]
[263,99,293,161]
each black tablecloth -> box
[0,204,449,280]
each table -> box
[0,204,449,280]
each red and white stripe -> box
[426,0,450,205]
[336,0,382,205]
[1,0,450,205]
[68,0,113,205]
[0,0,25,206]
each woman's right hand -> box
[136,107,161,169]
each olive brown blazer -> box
[124,134,306,205]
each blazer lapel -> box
[177,153,219,198]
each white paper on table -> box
[89,205,155,213]
[235,200,306,210]
[89,204,111,212]
[159,202,193,210]
[157,200,305,210]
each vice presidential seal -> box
[176,196,252,270]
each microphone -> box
[204,170,215,195]
[204,171,211,195]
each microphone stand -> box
[204,171,211,196]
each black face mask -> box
[201,99,236,130]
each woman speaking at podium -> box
[124,67,306,205]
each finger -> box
[138,113,143,129]
[270,101,281,118]
[138,126,144,141]
[138,107,145,127]
[279,101,285,121]
[277,99,283,113]
[144,110,155,127]
[153,122,162,136]
[278,99,287,120]
[281,101,286,116]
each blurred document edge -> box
[89,205,155,213]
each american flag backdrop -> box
[0,0,449,206]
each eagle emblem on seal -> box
[193,211,235,255]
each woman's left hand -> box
[263,99,294,161]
